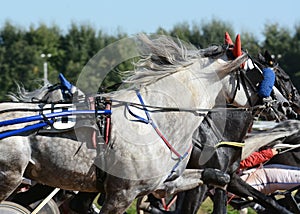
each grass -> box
[196,198,257,214]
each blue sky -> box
[1,0,299,41]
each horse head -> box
[217,33,260,110]
[221,32,299,121]
[256,50,300,116]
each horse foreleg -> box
[0,170,24,201]
[154,169,204,197]
[212,188,227,214]
[99,191,136,214]
[175,185,208,214]
[100,175,139,214]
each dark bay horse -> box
[138,109,254,214]
[255,50,300,116]
[175,109,254,214]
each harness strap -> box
[215,141,245,148]
[126,90,188,158]
[88,97,97,149]
[230,68,257,106]
[239,69,254,107]
[104,100,111,144]
[40,113,53,126]
[161,195,177,211]
[228,71,241,104]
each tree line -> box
[0,19,299,101]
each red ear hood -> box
[233,34,242,58]
[224,32,234,46]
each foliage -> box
[0,19,299,101]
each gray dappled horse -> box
[0,34,249,214]
[3,34,297,214]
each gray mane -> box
[123,34,248,86]
[8,83,54,102]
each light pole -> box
[40,53,52,86]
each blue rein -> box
[0,120,54,139]
[0,109,111,139]
[0,110,111,127]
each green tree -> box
[199,19,234,47]
[169,19,235,49]
[60,23,99,83]
[0,22,40,99]
[0,19,299,100]
[25,23,62,84]
[278,24,300,88]
[262,23,291,57]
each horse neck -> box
[114,59,225,150]
[161,60,224,107]
[202,110,253,146]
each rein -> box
[0,109,111,140]
[0,120,54,139]
[228,65,258,107]
[0,110,111,127]
[107,97,253,114]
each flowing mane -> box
[122,34,248,87]
[8,83,54,102]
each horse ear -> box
[224,32,233,45]
[233,34,242,58]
